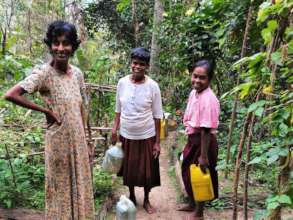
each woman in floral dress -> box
[5,21,95,220]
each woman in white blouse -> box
[111,47,163,214]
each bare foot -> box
[177,203,195,212]
[143,200,156,214]
[129,195,137,206]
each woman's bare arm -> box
[198,127,211,173]
[153,118,161,158]
[5,85,60,124]
[111,112,121,144]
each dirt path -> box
[124,135,185,220]
[113,133,254,220]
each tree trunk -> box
[61,0,67,19]
[1,0,16,55]
[27,9,32,54]
[66,1,87,42]
[1,29,7,55]
[232,112,252,220]
[4,144,17,189]
[149,0,164,75]
[131,0,139,46]
[225,4,253,178]
[224,96,238,178]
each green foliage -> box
[0,153,45,209]
[0,70,45,209]
[257,0,292,23]
[151,0,263,116]
[249,141,290,166]
[0,55,33,80]
[153,71,190,111]
[84,0,153,50]
[266,194,292,210]
[225,0,293,215]
[247,100,267,117]
[75,39,121,83]
[92,167,113,210]
[159,1,224,70]
[261,20,278,45]
[93,168,112,196]
[206,198,234,210]
[116,0,131,12]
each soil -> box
[0,208,44,220]
[122,134,186,220]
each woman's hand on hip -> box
[45,109,61,128]
[153,142,160,159]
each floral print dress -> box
[18,63,95,220]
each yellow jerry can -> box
[190,164,214,201]
[160,119,165,139]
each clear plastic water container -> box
[116,195,136,220]
[190,164,214,201]
[102,144,124,174]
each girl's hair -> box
[192,59,215,80]
[44,20,81,54]
[130,47,150,64]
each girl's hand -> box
[153,142,160,159]
[198,155,209,174]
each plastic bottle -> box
[102,144,124,174]
[116,195,136,220]
[190,164,214,201]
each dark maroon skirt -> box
[182,133,219,201]
[117,135,161,189]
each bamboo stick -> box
[232,112,252,220]
[4,144,17,189]
[225,4,254,178]
[243,92,261,220]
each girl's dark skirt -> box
[182,133,219,201]
[117,135,161,189]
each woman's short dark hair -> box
[130,47,150,64]
[192,59,215,80]
[44,20,81,54]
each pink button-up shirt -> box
[183,87,220,134]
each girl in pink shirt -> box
[178,59,220,220]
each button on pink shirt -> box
[183,87,220,134]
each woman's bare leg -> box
[143,187,156,214]
[129,186,137,205]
